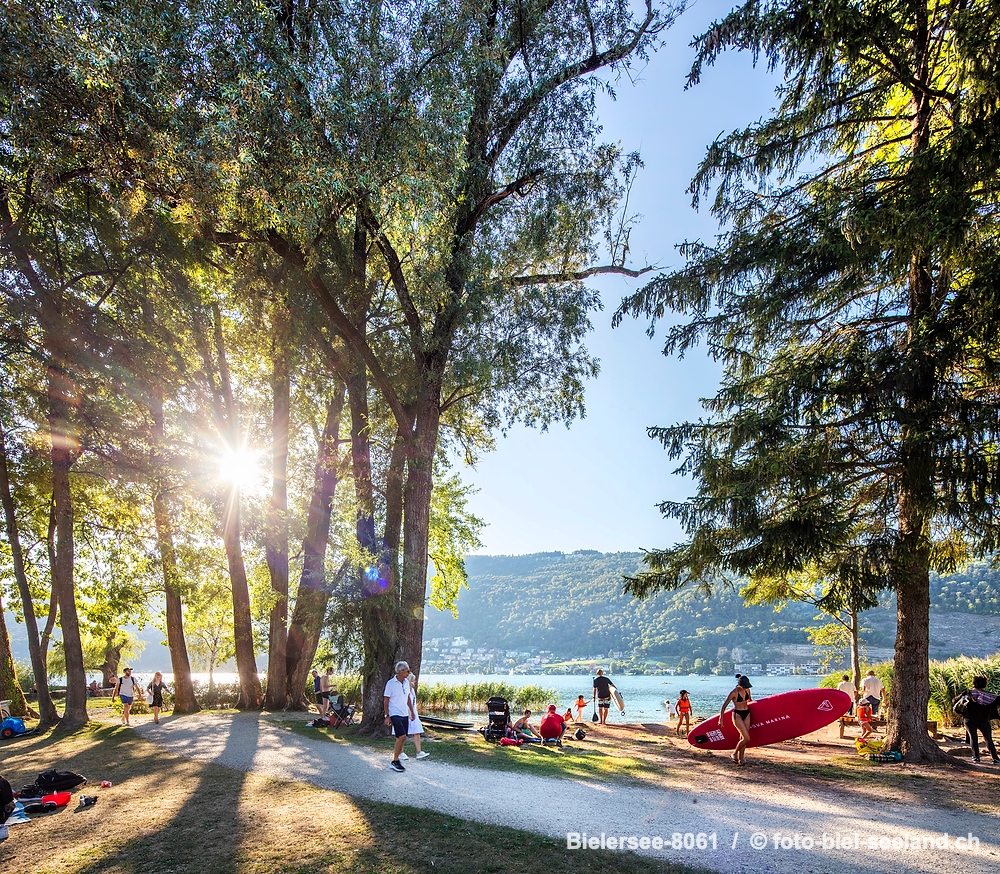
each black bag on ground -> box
[34,769,87,792]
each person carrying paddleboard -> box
[721,674,753,766]
[592,669,615,725]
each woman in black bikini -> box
[721,675,753,765]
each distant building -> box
[734,664,763,675]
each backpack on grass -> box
[33,769,87,792]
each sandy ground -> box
[133,712,1000,874]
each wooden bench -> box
[838,716,938,739]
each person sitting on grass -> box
[512,709,541,741]
[540,704,567,744]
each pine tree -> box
[617,0,1000,761]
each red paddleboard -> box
[688,688,852,750]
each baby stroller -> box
[481,696,510,743]
[327,694,356,727]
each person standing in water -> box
[721,675,753,765]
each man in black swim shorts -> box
[593,669,613,725]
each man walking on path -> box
[593,669,614,726]
[384,661,416,772]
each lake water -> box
[420,673,822,723]
[74,670,821,723]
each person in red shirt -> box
[539,704,567,742]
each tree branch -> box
[509,262,654,286]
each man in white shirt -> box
[383,661,416,771]
[860,670,885,715]
[836,674,856,714]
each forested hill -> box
[422,551,1000,665]
[424,552,822,666]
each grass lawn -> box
[0,719,709,874]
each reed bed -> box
[824,654,1000,726]
[416,681,558,713]
[324,677,556,713]
[928,654,1000,726]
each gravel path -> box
[135,713,999,874]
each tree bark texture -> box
[264,301,291,710]
[152,486,201,714]
[284,388,346,707]
[48,368,88,729]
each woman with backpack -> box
[955,676,1000,764]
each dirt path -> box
[135,713,999,874]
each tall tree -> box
[192,301,264,709]
[0,412,56,723]
[617,0,1000,761]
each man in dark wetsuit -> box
[592,669,614,725]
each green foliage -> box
[191,681,242,710]
[14,659,33,692]
[427,467,485,617]
[931,562,1000,615]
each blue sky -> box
[460,0,778,556]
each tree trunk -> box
[97,634,123,686]
[264,301,291,710]
[145,306,199,715]
[849,607,860,692]
[0,593,29,717]
[0,422,55,723]
[222,485,263,709]
[202,302,262,710]
[48,368,88,729]
[397,393,442,680]
[350,368,401,733]
[151,485,201,714]
[284,387,345,708]
[883,13,946,764]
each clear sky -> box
[460,0,778,556]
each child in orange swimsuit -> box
[675,690,692,736]
[857,700,874,740]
